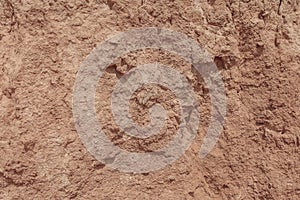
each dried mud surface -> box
[0,0,300,199]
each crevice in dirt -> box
[106,0,115,10]
[278,0,283,14]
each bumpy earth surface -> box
[0,0,299,199]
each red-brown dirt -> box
[0,0,299,199]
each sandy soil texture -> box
[0,0,299,199]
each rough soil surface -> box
[0,0,299,199]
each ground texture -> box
[0,0,299,199]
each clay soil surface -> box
[0,0,300,199]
